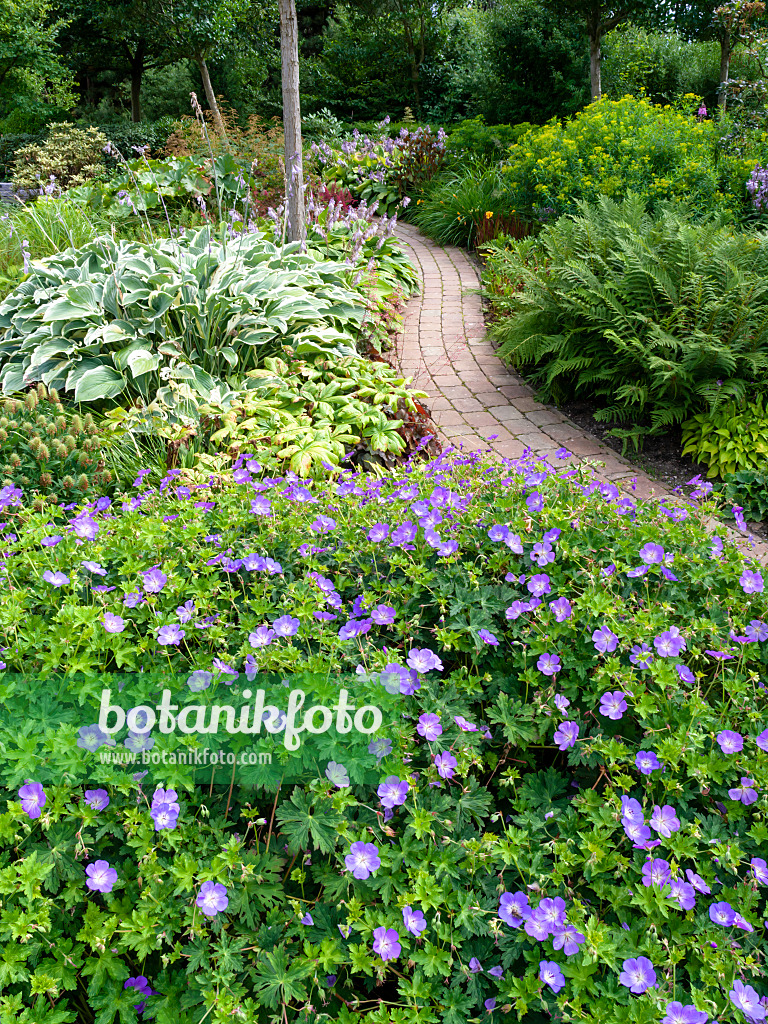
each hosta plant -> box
[0,225,411,408]
[0,449,765,1022]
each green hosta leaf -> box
[73,365,127,402]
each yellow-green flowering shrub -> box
[501,96,756,220]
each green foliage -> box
[500,96,756,222]
[413,165,529,248]
[0,382,111,501]
[0,451,765,1021]
[682,397,768,478]
[485,194,768,438]
[0,222,415,409]
[11,123,108,192]
[73,151,258,224]
[151,353,428,478]
[0,0,75,118]
[602,24,760,109]
[719,469,768,521]
[445,116,534,164]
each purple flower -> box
[488,965,504,978]
[41,535,62,547]
[85,860,118,893]
[629,643,654,667]
[479,628,498,645]
[249,625,275,648]
[434,752,457,779]
[102,612,126,634]
[536,896,567,931]
[636,750,661,774]
[552,924,585,956]
[757,727,768,751]
[300,912,313,925]
[454,715,477,732]
[662,1002,709,1024]
[530,542,555,566]
[624,819,653,846]
[549,597,572,622]
[406,648,443,673]
[505,601,527,620]
[469,957,483,973]
[123,590,143,608]
[81,560,106,576]
[640,543,665,565]
[709,901,736,926]
[273,614,300,637]
[592,625,618,654]
[371,604,396,625]
[157,623,185,646]
[527,573,551,597]
[325,762,349,788]
[417,713,442,741]
[526,490,544,512]
[618,956,656,994]
[402,906,426,936]
[345,841,381,879]
[372,927,401,961]
[650,804,680,837]
[599,690,627,720]
[729,981,766,1020]
[142,567,167,593]
[367,523,390,542]
[746,619,768,642]
[484,998,496,1011]
[554,694,570,713]
[654,627,686,657]
[77,724,112,752]
[538,652,561,676]
[311,515,337,533]
[685,870,711,894]
[621,796,644,822]
[84,788,109,810]
[676,664,695,684]
[196,881,228,917]
[728,777,758,805]
[151,802,178,831]
[642,858,672,888]
[539,960,565,993]
[378,776,409,808]
[553,721,579,750]
[668,879,696,911]
[43,570,69,587]
[498,891,531,928]
[716,729,743,754]
[740,569,764,594]
[18,782,46,819]
[751,857,768,885]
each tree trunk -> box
[195,54,230,148]
[129,42,146,123]
[719,34,731,110]
[279,0,306,243]
[589,30,602,101]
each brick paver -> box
[392,222,768,563]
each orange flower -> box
[485,210,494,219]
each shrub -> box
[445,116,534,164]
[0,131,46,181]
[0,449,766,1021]
[681,397,768,478]
[0,383,111,501]
[500,96,755,222]
[412,166,532,248]
[11,122,108,192]
[0,222,417,408]
[486,195,768,441]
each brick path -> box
[392,222,768,562]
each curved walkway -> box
[393,222,662,499]
[393,222,768,562]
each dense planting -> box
[0,449,765,1022]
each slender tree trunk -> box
[129,42,146,123]
[719,34,731,109]
[589,30,602,101]
[195,54,230,147]
[279,0,306,243]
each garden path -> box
[392,221,768,563]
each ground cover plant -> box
[484,195,768,449]
[0,445,765,1022]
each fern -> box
[484,195,768,443]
